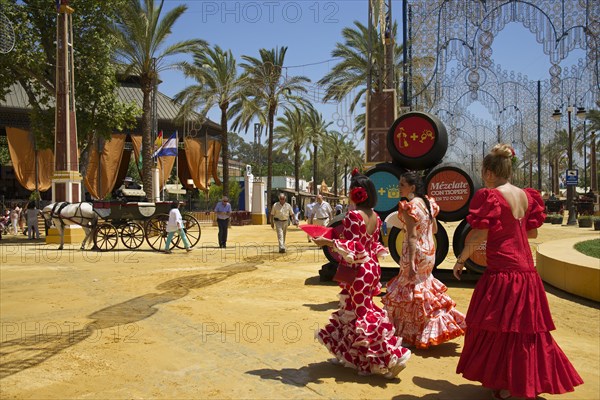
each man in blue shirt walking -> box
[214,196,232,248]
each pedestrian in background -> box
[26,202,41,240]
[10,204,20,235]
[312,194,333,226]
[304,198,316,242]
[214,196,232,248]
[164,202,192,254]
[270,193,294,253]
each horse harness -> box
[49,202,95,227]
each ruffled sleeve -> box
[426,196,440,218]
[398,200,419,225]
[466,189,501,229]
[524,188,546,230]
[332,211,369,264]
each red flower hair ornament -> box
[350,187,368,204]
[351,167,360,177]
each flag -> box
[153,130,163,153]
[153,131,178,158]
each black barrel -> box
[365,163,406,221]
[452,219,487,274]
[387,220,449,270]
[387,112,448,170]
[425,164,475,222]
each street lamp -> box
[576,106,587,192]
[552,106,577,225]
[254,123,263,177]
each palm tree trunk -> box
[333,155,338,196]
[312,142,318,195]
[267,107,275,222]
[344,164,348,196]
[220,105,229,197]
[553,158,559,196]
[294,145,300,196]
[141,78,153,200]
[591,132,597,192]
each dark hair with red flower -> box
[349,170,377,208]
[351,167,360,177]
[350,187,368,204]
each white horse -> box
[42,202,98,250]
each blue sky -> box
[157,0,586,145]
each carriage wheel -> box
[174,214,201,249]
[94,223,118,251]
[144,214,175,252]
[120,222,144,249]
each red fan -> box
[299,224,333,239]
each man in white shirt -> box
[311,194,333,227]
[270,193,294,253]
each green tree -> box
[274,107,310,195]
[0,0,139,180]
[232,47,309,213]
[305,108,331,194]
[323,130,350,196]
[339,141,364,196]
[111,0,203,197]
[175,45,243,196]
[318,21,433,137]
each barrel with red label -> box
[365,163,406,221]
[425,164,475,222]
[452,219,487,274]
[387,112,448,170]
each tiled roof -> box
[0,82,221,132]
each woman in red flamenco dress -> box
[313,170,411,379]
[382,171,466,349]
[453,144,583,400]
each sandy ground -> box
[0,220,598,400]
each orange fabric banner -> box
[210,140,222,186]
[84,134,126,199]
[183,137,208,191]
[6,127,54,192]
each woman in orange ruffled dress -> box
[382,171,466,349]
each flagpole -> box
[175,130,179,203]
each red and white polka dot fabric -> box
[317,210,410,376]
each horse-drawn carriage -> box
[43,201,201,252]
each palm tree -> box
[339,142,364,196]
[233,47,309,216]
[305,108,331,195]
[545,129,569,195]
[318,21,433,137]
[112,0,203,195]
[585,109,599,191]
[323,130,349,196]
[174,45,242,196]
[274,108,310,196]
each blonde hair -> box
[482,143,513,179]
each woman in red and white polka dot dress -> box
[313,170,411,379]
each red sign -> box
[427,169,471,212]
[392,116,436,158]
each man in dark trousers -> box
[214,196,232,248]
